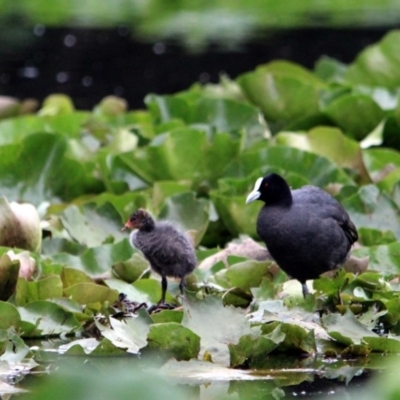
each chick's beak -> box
[122,220,134,231]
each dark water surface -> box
[0,27,393,110]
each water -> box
[0,27,392,110]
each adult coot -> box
[246,173,358,297]
[123,209,197,305]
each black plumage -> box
[246,173,358,297]
[123,209,197,305]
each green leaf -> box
[323,94,384,140]
[133,279,177,305]
[238,61,326,123]
[63,283,118,305]
[190,97,269,147]
[159,192,209,246]
[345,31,400,88]
[18,301,81,337]
[321,309,378,346]
[0,328,31,363]
[0,133,103,204]
[0,302,21,330]
[152,181,192,212]
[147,322,200,360]
[357,227,397,247]
[226,145,354,186]
[16,276,63,307]
[50,239,134,274]
[60,202,126,248]
[112,253,149,283]
[150,310,183,324]
[213,260,272,291]
[182,296,254,366]
[120,127,240,187]
[228,325,285,368]
[352,242,400,274]
[39,94,75,116]
[95,315,150,354]
[362,148,400,180]
[275,127,369,182]
[314,56,347,82]
[261,322,316,354]
[343,185,400,239]
[60,267,93,288]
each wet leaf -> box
[261,322,317,354]
[96,315,150,354]
[18,301,81,337]
[182,296,254,366]
[0,328,31,362]
[147,322,200,360]
[229,325,285,368]
[322,309,378,346]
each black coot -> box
[123,209,197,305]
[246,173,358,297]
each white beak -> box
[246,177,263,204]
[246,190,260,204]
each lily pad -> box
[159,192,210,246]
[96,315,150,354]
[16,276,63,307]
[18,301,81,337]
[60,202,126,248]
[229,325,285,368]
[345,30,400,87]
[182,296,255,366]
[64,283,118,305]
[147,322,200,360]
[237,60,326,123]
[322,309,378,346]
